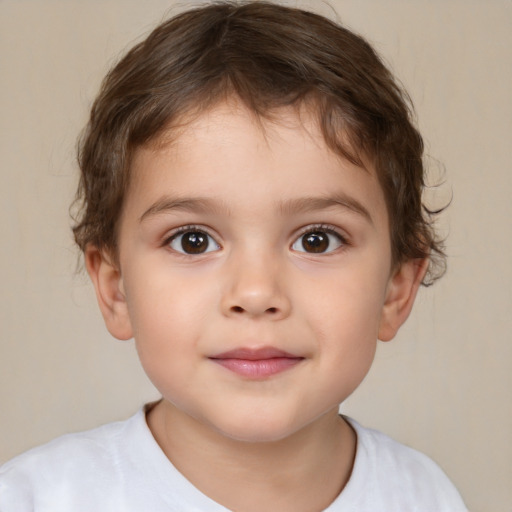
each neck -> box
[147,400,356,512]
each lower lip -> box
[211,357,303,378]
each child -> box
[0,1,467,510]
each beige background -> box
[1,1,511,510]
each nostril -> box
[229,305,279,314]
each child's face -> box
[89,100,423,442]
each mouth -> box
[209,347,304,379]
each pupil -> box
[303,232,328,253]
[182,232,208,254]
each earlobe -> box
[85,246,133,341]
[378,258,428,342]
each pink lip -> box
[209,347,304,378]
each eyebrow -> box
[140,197,229,222]
[277,194,373,224]
[140,193,373,224]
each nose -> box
[220,251,291,320]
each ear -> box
[85,245,133,341]
[378,258,428,342]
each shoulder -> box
[0,405,232,512]
[350,418,448,477]
[336,417,468,511]
[0,413,139,511]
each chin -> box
[207,411,305,444]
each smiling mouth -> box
[209,347,304,379]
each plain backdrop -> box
[1,1,511,511]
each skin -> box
[86,99,426,511]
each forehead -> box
[125,100,387,226]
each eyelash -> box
[291,224,349,254]
[162,223,349,255]
[163,225,220,254]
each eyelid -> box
[163,224,221,252]
[294,223,348,241]
[291,223,349,253]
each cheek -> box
[313,290,380,400]
[296,261,388,381]
[129,292,200,402]
[123,269,218,368]
[297,261,389,336]
[126,263,217,326]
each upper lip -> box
[210,347,302,360]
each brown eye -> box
[169,230,219,254]
[302,232,329,253]
[292,229,343,254]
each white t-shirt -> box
[0,408,467,511]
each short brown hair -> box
[73,0,446,284]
